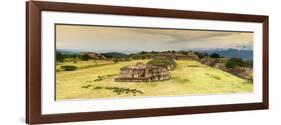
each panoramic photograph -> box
[55,24,254,100]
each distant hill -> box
[80,52,107,60]
[57,49,80,55]
[202,49,253,61]
[57,49,253,61]
[101,52,128,58]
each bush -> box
[245,60,253,68]
[194,52,208,59]
[80,54,91,61]
[56,52,64,62]
[130,54,149,59]
[61,65,78,71]
[225,58,246,68]
[210,53,220,58]
[112,58,119,63]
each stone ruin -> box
[115,62,170,82]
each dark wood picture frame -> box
[26,1,269,124]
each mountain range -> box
[57,48,253,61]
[199,49,253,60]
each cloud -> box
[129,28,241,44]
[56,25,253,52]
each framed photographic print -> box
[26,1,269,124]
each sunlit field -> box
[56,60,253,100]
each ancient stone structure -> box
[115,62,170,82]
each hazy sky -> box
[56,24,253,54]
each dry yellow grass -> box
[56,60,252,100]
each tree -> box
[112,58,119,63]
[203,53,209,57]
[198,53,204,59]
[194,52,208,59]
[245,60,253,68]
[56,52,64,62]
[210,53,220,58]
[182,51,189,55]
[225,58,245,68]
[140,51,148,54]
[80,54,91,61]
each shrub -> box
[80,54,91,61]
[192,51,209,59]
[61,65,78,71]
[112,58,119,63]
[225,58,245,68]
[124,58,131,61]
[81,84,91,88]
[210,53,220,58]
[194,52,208,59]
[94,86,103,89]
[245,60,253,68]
[56,52,64,62]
